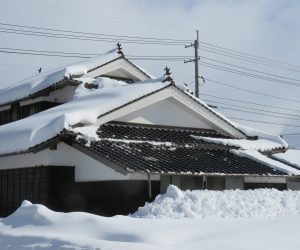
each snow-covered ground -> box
[2,187,300,249]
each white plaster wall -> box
[0,142,159,182]
[0,104,10,111]
[49,142,155,182]
[0,150,50,170]
[0,142,74,170]
[48,143,76,166]
[71,144,150,182]
[116,97,213,129]
[244,176,286,183]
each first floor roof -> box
[63,122,287,176]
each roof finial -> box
[163,66,175,85]
[164,66,171,76]
[116,42,124,55]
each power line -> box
[1,47,300,104]
[0,47,96,57]
[200,93,300,113]
[205,78,300,103]
[0,21,191,43]
[0,20,299,66]
[203,99,300,118]
[1,20,300,70]
[199,41,300,69]
[199,47,300,73]
[1,21,299,67]
[0,47,98,56]
[201,56,300,83]
[3,46,300,88]
[0,27,186,46]
[227,117,300,128]
[0,29,185,46]
[215,105,300,122]
[0,48,189,60]
[0,49,90,58]
[201,62,300,87]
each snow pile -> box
[2,199,300,249]
[273,149,300,168]
[0,49,121,106]
[0,77,169,154]
[133,185,300,219]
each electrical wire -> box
[200,62,300,87]
[227,117,300,128]
[200,93,300,113]
[203,99,300,118]
[205,78,300,103]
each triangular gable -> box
[85,57,151,82]
[94,84,247,139]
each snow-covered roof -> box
[272,149,300,169]
[231,149,300,175]
[0,58,298,175]
[0,77,169,155]
[0,49,121,106]
[0,48,151,107]
[191,130,300,174]
[192,136,285,152]
[69,122,285,176]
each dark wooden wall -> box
[0,166,159,217]
[0,165,288,218]
[0,166,74,217]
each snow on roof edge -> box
[0,77,170,156]
[178,89,248,138]
[179,88,288,149]
[0,48,123,107]
[272,149,300,169]
[231,149,300,175]
[192,135,285,152]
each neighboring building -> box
[0,45,299,217]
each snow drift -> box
[133,185,300,218]
[2,193,300,249]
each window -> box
[0,109,11,125]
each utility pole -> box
[184,30,200,98]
